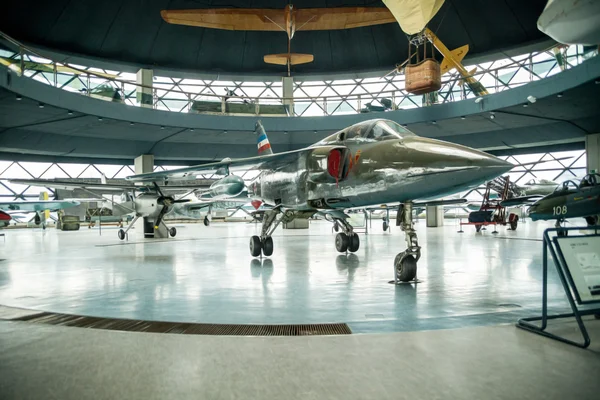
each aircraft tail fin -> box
[440,44,469,75]
[255,121,273,155]
[264,53,314,66]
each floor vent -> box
[13,312,352,336]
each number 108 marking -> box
[553,205,567,216]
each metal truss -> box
[1,30,597,117]
[459,150,587,204]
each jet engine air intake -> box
[307,146,352,184]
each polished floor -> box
[0,218,576,333]
[1,318,599,400]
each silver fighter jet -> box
[128,119,513,283]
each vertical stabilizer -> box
[255,121,273,155]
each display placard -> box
[555,235,600,304]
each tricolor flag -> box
[255,121,273,155]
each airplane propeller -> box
[152,182,190,230]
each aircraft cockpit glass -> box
[120,192,134,203]
[342,124,371,141]
[579,174,599,188]
[366,121,415,140]
[317,120,414,145]
[383,120,415,138]
[556,180,579,192]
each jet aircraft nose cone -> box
[399,137,514,198]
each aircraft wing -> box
[500,195,543,207]
[295,8,396,30]
[160,7,395,31]
[126,148,310,183]
[8,179,201,194]
[0,200,80,212]
[161,9,285,31]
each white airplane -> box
[537,0,600,45]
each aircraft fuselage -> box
[250,136,512,210]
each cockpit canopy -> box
[316,119,415,145]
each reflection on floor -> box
[0,218,576,333]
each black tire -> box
[118,229,126,240]
[262,236,274,256]
[204,217,210,227]
[333,222,340,232]
[475,225,482,233]
[348,233,360,252]
[335,232,349,252]
[169,227,177,237]
[510,219,518,231]
[383,221,388,232]
[585,216,598,226]
[395,253,417,282]
[250,235,262,257]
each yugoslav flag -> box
[255,121,273,155]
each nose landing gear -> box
[394,203,420,283]
[332,216,359,253]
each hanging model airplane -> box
[125,119,513,283]
[160,4,396,75]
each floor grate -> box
[13,312,352,336]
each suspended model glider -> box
[160,4,396,74]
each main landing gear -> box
[394,203,420,283]
[249,208,286,257]
[204,216,210,226]
[117,216,177,240]
[332,216,360,253]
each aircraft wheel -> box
[333,222,340,232]
[204,216,210,227]
[335,232,349,252]
[585,216,598,226]
[475,225,482,233]
[250,235,262,257]
[383,221,388,231]
[169,227,177,237]
[118,229,126,240]
[348,233,360,253]
[261,236,273,256]
[510,219,518,231]
[394,252,417,282]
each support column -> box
[136,68,153,108]
[282,76,294,116]
[586,133,600,174]
[134,154,167,238]
[426,206,444,227]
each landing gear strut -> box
[556,219,568,237]
[249,208,289,257]
[118,215,139,240]
[394,203,420,283]
[332,216,359,253]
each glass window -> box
[366,121,414,140]
[383,120,415,137]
